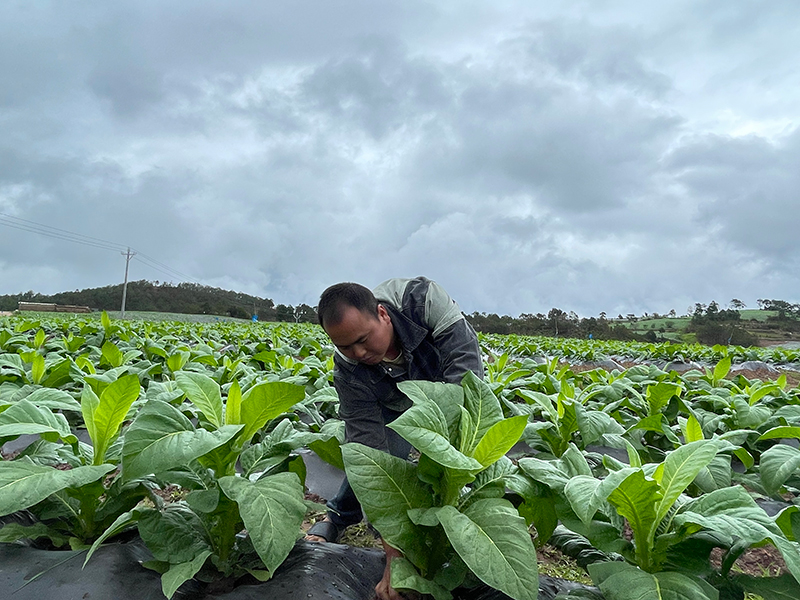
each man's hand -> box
[375,538,405,600]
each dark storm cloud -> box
[667,128,800,258]
[301,41,449,140]
[1,2,799,316]
[518,18,672,98]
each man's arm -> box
[432,318,483,383]
[421,280,483,382]
[334,376,392,450]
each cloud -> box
[1,2,799,318]
[667,128,800,258]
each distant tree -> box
[275,304,294,322]
[729,299,746,310]
[758,299,800,319]
[548,308,566,337]
[293,304,317,323]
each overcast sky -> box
[1,1,798,318]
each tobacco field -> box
[2,312,800,600]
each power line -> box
[0,213,127,252]
[0,212,272,316]
[0,212,195,280]
[132,256,194,283]
[134,253,199,283]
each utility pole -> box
[120,247,135,319]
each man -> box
[306,276,483,600]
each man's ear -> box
[376,303,390,322]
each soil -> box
[710,545,788,577]
[536,544,592,584]
[301,492,382,548]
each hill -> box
[0,280,317,323]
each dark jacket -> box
[333,277,483,451]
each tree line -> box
[2,282,797,346]
[467,309,644,341]
[0,280,317,323]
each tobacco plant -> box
[521,439,800,600]
[0,374,154,546]
[342,371,538,600]
[97,374,310,598]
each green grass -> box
[740,310,779,322]
[14,310,248,323]
[618,310,782,336]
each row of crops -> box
[1,313,800,600]
[482,333,800,366]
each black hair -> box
[317,282,379,329]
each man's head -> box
[318,282,398,364]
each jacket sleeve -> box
[422,280,484,382]
[432,318,484,383]
[333,372,391,452]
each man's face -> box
[324,304,396,365]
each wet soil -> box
[710,545,788,577]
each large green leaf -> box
[515,390,558,423]
[307,436,344,471]
[122,400,242,480]
[22,388,82,412]
[41,357,74,389]
[561,443,593,477]
[0,399,76,444]
[461,371,504,454]
[0,521,69,546]
[759,444,800,495]
[472,415,528,467]
[713,356,731,382]
[517,457,571,493]
[646,382,681,416]
[101,341,124,368]
[397,380,464,444]
[138,503,213,564]
[437,499,538,600]
[239,381,305,442]
[176,372,223,429]
[693,455,732,493]
[563,468,638,526]
[82,373,140,465]
[84,509,141,565]
[225,378,242,426]
[735,573,800,599]
[589,562,718,600]
[161,550,212,599]
[760,426,800,441]
[219,472,306,576]
[389,401,483,471]
[675,485,800,584]
[575,407,624,446]
[30,353,45,385]
[342,443,433,568]
[460,457,516,509]
[652,440,719,525]
[0,461,114,516]
[390,556,452,600]
[607,471,661,569]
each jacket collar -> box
[382,303,428,354]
